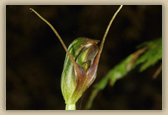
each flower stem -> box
[65,104,76,110]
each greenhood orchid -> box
[30,5,123,110]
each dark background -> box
[6,5,162,110]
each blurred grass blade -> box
[85,38,162,109]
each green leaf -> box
[134,38,162,72]
[85,38,162,109]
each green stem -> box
[65,104,76,110]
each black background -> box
[6,5,162,110]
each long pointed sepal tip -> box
[29,8,33,12]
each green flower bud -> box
[30,5,123,110]
[61,38,99,107]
